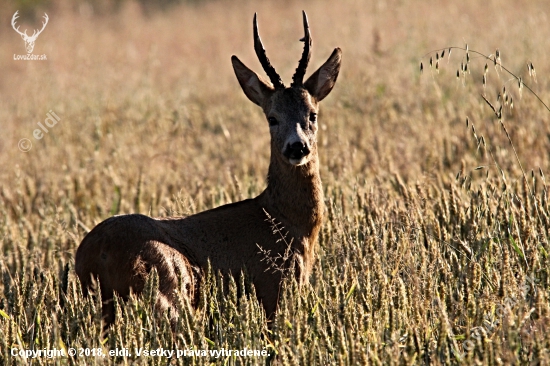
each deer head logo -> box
[11,11,49,54]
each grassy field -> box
[1,0,550,364]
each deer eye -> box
[309,112,317,123]
[268,117,279,126]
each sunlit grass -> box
[1,0,550,364]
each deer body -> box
[75,11,341,326]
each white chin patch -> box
[289,157,308,166]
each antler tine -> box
[253,13,284,89]
[11,10,19,27]
[34,13,49,38]
[11,11,27,36]
[291,11,312,88]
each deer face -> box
[266,88,318,166]
[22,35,37,53]
[231,12,341,167]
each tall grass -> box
[1,0,550,364]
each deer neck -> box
[260,150,324,239]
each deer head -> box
[231,11,341,168]
[11,11,49,54]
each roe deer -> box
[75,11,341,326]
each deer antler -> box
[11,11,48,41]
[291,11,312,87]
[11,11,27,37]
[253,13,285,89]
[30,13,49,40]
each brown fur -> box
[75,13,341,327]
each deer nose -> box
[284,141,310,160]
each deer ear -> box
[304,48,342,101]
[232,56,274,106]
